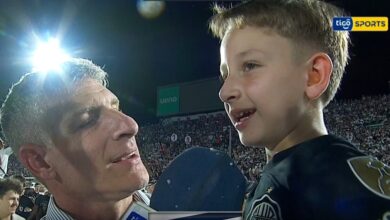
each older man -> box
[0,58,150,219]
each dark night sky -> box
[0,0,389,124]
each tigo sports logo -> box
[333,17,388,31]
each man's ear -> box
[305,52,333,101]
[19,144,56,180]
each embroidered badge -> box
[246,194,283,220]
[348,156,390,199]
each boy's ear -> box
[305,52,333,101]
[19,144,56,180]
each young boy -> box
[209,0,390,219]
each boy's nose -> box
[219,76,241,104]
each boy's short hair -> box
[209,0,350,106]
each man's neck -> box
[53,194,134,220]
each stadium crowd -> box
[7,94,389,183]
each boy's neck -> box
[266,109,328,161]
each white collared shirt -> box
[41,190,150,220]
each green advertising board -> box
[157,86,180,116]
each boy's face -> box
[219,26,310,148]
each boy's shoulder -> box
[284,135,390,218]
[291,135,390,202]
[270,134,363,168]
[293,134,363,160]
[268,135,388,195]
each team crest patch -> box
[347,156,390,199]
[246,194,283,220]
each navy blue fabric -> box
[150,147,247,211]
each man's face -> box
[0,190,19,216]
[44,78,149,201]
[219,26,309,148]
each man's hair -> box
[0,58,108,156]
[209,0,350,106]
[0,178,23,197]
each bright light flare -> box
[31,38,70,73]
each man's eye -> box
[78,109,99,129]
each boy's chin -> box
[239,135,260,147]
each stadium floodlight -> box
[31,37,70,73]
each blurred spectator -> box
[0,139,13,179]
[27,191,50,220]
[0,178,24,220]
[16,188,34,219]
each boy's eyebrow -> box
[237,49,266,58]
[220,63,228,77]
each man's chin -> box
[138,172,150,189]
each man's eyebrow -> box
[63,104,97,126]
[111,98,120,106]
[109,98,121,111]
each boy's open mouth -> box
[232,109,256,124]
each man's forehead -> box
[73,78,106,95]
[41,77,119,131]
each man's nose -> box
[111,110,139,140]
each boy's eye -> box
[242,62,260,72]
